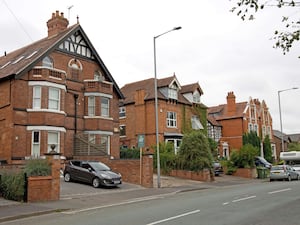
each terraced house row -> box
[0,10,276,165]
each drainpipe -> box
[74,94,78,134]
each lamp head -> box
[173,27,182,30]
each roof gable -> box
[0,23,123,98]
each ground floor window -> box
[32,131,40,157]
[47,131,60,153]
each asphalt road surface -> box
[2,180,300,225]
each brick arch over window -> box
[68,58,82,80]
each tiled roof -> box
[0,23,123,98]
[207,115,221,126]
[180,83,203,95]
[208,102,247,120]
[121,75,192,105]
[0,24,78,79]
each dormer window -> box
[193,91,200,103]
[168,83,178,100]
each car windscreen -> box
[89,162,111,171]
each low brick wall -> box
[233,168,257,179]
[170,169,212,182]
[27,176,52,202]
[73,153,154,188]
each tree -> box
[263,135,273,162]
[242,131,261,149]
[177,131,213,172]
[230,0,300,55]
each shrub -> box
[229,144,259,169]
[24,159,51,176]
[0,171,25,201]
[120,148,140,159]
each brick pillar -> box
[45,152,61,201]
[141,150,153,188]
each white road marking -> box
[268,188,291,194]
[222,202,230,205]
[232,195,256,203]
[146,210,200,225]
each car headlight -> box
[101,174,111,179]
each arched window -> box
[68,59,82,80]
[42,56,53,68]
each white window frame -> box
[42,56,53,68]
[191,115,204,130]
[119,106,126,118]
[48,87,60,110]
[47,131,60,153]
[31,131,40,157]
[168,88,178,100]
[88,96,95,116]
[167,111,177,128]
[193,91,200,103]
[101,135,110,154]
[101,97,109,117]
[120,125,126,136]
[33,86,41,109]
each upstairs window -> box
[101,97,109,117]
[33,86,41,109]
[191,115,204,130]
[193,91,200,103]
[167,111,177,128]
[42,56,53,68]
[94,71,104,81]
[119,106,126,118]
[88,96,95,116]
[48,87,60,110]
[120,125,126,136]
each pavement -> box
[0,175,268,223]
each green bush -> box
[229,144,259,169]
[120,148,140,159]
[24,158,51,176]
[0,171,25,201]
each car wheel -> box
[270,179,273,182]
[64,173,71,182]
[92,178,100,188]
[297,175,300,181]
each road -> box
[2,180,300,225]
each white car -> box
[270,165,300,182]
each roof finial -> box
[77,15,79,24]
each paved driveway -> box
[60,178,142,199]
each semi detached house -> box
[0,11,123,164]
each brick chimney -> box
[226,91,236,115]
[47,11,69,37]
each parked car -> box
[213,161,223,176]
[64,160,122,188]
[255,156,272,169]
[269,165,300,182]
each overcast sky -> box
[1,0,299,134]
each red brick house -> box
[119,74,207,153]
[0,11,123,164]
[207,92,274,159]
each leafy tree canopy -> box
[230,0,300,55]
[288,142,300,151]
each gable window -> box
[120,125,126,136]
[168,83,178,100]
[101,97,109,117]
[47,131,59,153]
[119,106,126,118]
[191,115,203,130]
[32,131,40,157]
[33,86,41,109]
[49,87,60,110]
[42,56,53,68]
[167,111,177,128]
[94,71,104,81]
[88,96,95,116]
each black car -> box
[63,160,122,188]
[255,156,272,169]
[213,161,223,176]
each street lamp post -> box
[154,27,181,188]
[278,87,298,152]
